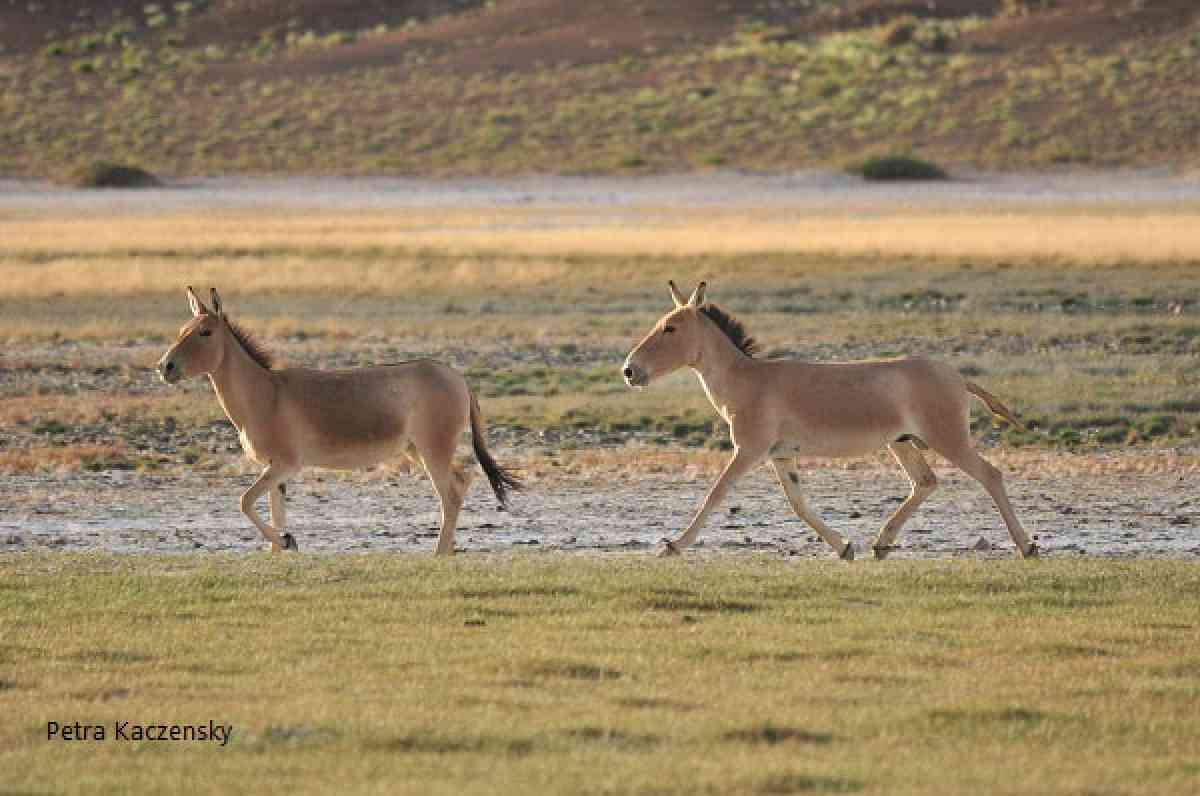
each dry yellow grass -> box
[0,393,217,428]
[0,254,570,298]
[0,443,131,474]
[3,208,1200,289]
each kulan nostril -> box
[165,362,175,372]
[623,367,634,379]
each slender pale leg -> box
[770,458,855,560]
[662,446,764,555]
[421,451,468,557]
[872,441,937,559]
[268,483,298,552]
[240,464,298,552]
[933,445,1037,558]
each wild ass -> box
[157,287,519,555]
[622,281,1036,560]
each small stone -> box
[973,537,991,551]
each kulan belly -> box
[303,436,411,471]
[772,425,898,459]
[771,388,906,458]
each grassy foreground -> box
[2,555,1199,794]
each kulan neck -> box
[689,315,754,418]
[207,325,274,432]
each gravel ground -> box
[2,462,1197,559]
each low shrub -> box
[849,154,948,181]
[71,161,161,188]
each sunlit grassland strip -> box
[2,555,1199,795]
[3,206,1200,471]
[4,208,1200,273]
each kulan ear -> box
[668,280,687,308]
[186,286,210,317]
[686,281,707,307]
[209,288,223,317]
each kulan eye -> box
[199,330,212,337]
[663,325,675,334]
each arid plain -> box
[3,173,1200,558]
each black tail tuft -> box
[470,393,522,508]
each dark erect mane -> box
[225,318,275,369]
[700,303,760,358]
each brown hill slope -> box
[1,1,1198,176]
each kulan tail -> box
[965,381,1028,433]
[469,391,522,508]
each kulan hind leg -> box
[873,441,937,559]
[395,441,420,475]
[926,430,1037,558]
[418,444,471,557]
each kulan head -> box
[157,287,227,384]
[622,280,710,388]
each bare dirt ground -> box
[3,452,1198,559]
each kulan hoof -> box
[1021,542,1040,559]
[281,533,299,552]
[658,539,682,557]
[840,542,856,561]
[872,545,894,561]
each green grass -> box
[2,555,1199,794]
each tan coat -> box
[158,288,518,555]
[623,281,1035,559]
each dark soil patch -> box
[724,724,835,746]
